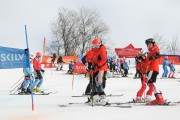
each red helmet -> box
[92,38,101,48]
[36,52,42,57]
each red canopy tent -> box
[115,44,142,58]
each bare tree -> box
[166,35,180,55]
[48,7,110,56]
[153,33,167,54]
[46,40,62,55]
[50,8,78,56]
[74,8,109,55]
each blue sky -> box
[0,0,180,55]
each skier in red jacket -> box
[32,52,45,92]
[136,50,149,102]
[82,38,108,105]
[145,38,165,105]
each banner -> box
[0,46,29,69]
[42,56,78,64]
[74,62,87,74]
[159,56,179,65]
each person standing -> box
[169,60,175,78]
[33,52,45,92]
[134,56,141,79]
[20,55,34,94]
[82,38,108,105]
[135,50,149,102]
[122,58,129,77]
[56,55,64,70]
[51,53,57,67]
[162,56,169,78]
[145,38,165,105]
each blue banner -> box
[0,46,30,69]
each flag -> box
[43,37,46,56]
[0,46,29,69]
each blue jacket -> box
[69,63,74,69]
[162,59,168,69]
[23,66,33,76]
[123,62,129,70]
[116,61,121,69]
[169,63,175,71]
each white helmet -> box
[138,50,147,57]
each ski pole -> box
[10,81,23,94]
[90,70,94,107]
[10,75,24,89]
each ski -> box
[58,104,132,108]
[134,102,180,106]
[71,94,124,97]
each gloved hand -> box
[149,56,154,60]
[41,69,45,73]
[91,64,98,71]
[36,70,42,79]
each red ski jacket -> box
[33,57,42,70]
[138,59,149,74]
[85,45,108,72]
[147,45,160,73]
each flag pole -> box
[25,25,35,111]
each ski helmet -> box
[145,38,155,46]
[92,38,101,48]
[36,52,42,57]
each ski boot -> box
[135,96,144,103]
[33,87,41,92]
[85,96,91,103]
[147,91,165,105]
[26,88,32,94]
[36,87,41,92]
[19,88,27,95]
[145,95,152,102]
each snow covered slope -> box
[0,65,180,120]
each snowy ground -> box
[0,64,180,120]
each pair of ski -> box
[110,99,180,106]
[58,98,180,108]
[71,94,124,97]
[9,91,51,95]
[58,101,132,108]
[58,94,132,108]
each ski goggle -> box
[92,44,100,48]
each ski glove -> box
[81,56,86,65]
[36,70,43,79]
[149,56,154,60]
[149,53,160,60]
[41,69,45,73]
[91,64,98,71]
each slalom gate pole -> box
[72,71,75,90]
[25,25,35,111]
[10,75,24,89]
[51,62,53,76]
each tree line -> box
[46,7,110,56]
[153,33,180,55]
